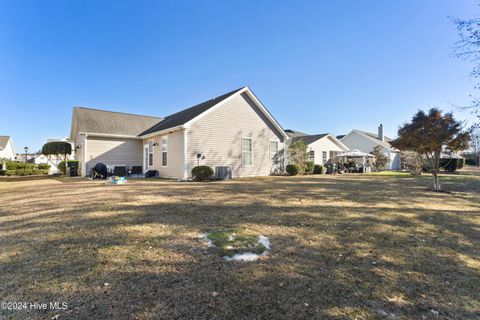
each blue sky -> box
[0,0,478,152]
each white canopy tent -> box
[335,149,375,173]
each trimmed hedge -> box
[286,164,302,176]
[191,166,214,181]
[6,161,36,170]
[4,169,49,176]
[313,164,323,174]
[37,163,51,170]
[58,160,79,175]
[440,158,465,172]
[305,161,315,175]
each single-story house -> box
[285,130,349,165]
[70,87,289,179]
[338,124,401,170]
[0,136,16,160]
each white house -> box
[0,136,16,160]
[285,130,349,165]
[70,87,289,178]
[338,124,401,170]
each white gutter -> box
[183,128,188,179]
[79,132,142,139]
[82,133,88,177]
[139,125,185,140]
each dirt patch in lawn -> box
[0,173,479,319]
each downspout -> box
[183,129,188,179]
[83,134,88,177]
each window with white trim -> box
[161,137,168,166]
[322,151,327,163]
[270,140,279,165]
[242,137,253,166]
[309,150,315,162]
[148,141,154,166]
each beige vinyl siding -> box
[85,137,143,173]
[144,130,184,179]
[186,93,284,178]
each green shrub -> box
[5,161,36,170]
[191,165,214,181]
[465,158,478,166]
[4,169,49,176]
[305,161,314,175]
[313,164,323,174]
[37,163,51,170]
[0,170,5,176]
[440,158,465,172]
[286,164,302,176]
[58,160,79,175]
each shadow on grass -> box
[1,175,479,319]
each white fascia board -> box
[139,125,185,140]
[79,132,142,139]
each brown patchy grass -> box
[0,172,479,319]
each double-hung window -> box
[322,151,327,164]
[161,137,168,166]
[309,150,315,162]
[270,140,279,165]
[242,137,253,166]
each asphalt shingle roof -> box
[72,108,163,137]
[140,87,244,136]
[291,134,330,145]
[285,129,309,138]
[0,136,10,150]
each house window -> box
[322,151,327,163]
[242,137,253,166]
[270,140,279,165]
[309,150,315,162]
[148,141,154,166]
[161,137,168,166]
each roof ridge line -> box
[74,106,163,119]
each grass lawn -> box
[0,171,479,319]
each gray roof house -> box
[70,87,289,178]
[0,136,16,160]
[339,124,401,170]
[285,130,349,165]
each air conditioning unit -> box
[215,166,232,180]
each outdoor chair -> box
[113,166,127,177]
[130,165,143,178]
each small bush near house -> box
[440,158,465,172]
[305,161,314,175]
[5,169,49,176]
[58,160,79,175]
[37,163,51,170]
[0,170,5,176]
[313,164,323,174]
[286,164,302,176]
[465,158,478,166]
[191,166,214,181]
[6,161,36,170]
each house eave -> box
[79,132,143,139]
[138,125,185,139]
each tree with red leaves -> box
[391,108,470,191]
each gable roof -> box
[285,129,309,138]
[0,136,11,150]
[292,133,329,145]
[71,107,162,138]
[71,87,288,140]
[341,129,395,150]
[140,87,244,136]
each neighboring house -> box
[285,130,349,165]
[0,136,16,160]
[70,87,289,179]
[339,124,401,170]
